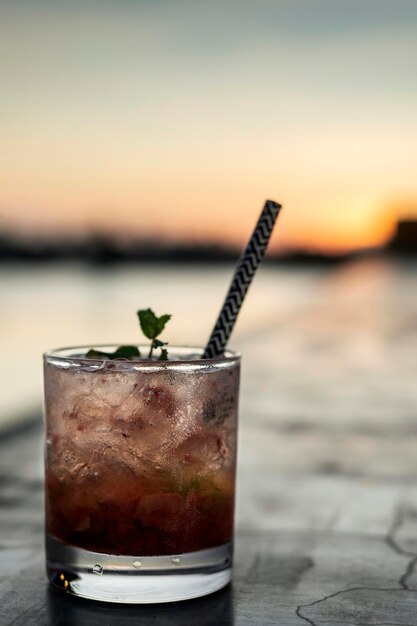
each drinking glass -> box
[43,345,240,603]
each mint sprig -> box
[137,309,171,359]
[85,308,171,361]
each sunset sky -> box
[1,0,417,252]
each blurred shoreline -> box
[0,217,416,266]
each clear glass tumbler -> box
[43,346,240,603]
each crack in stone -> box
[295,605,316,626]
[296,506,417,625]
[385,508,413,559]
[296,587,415,626]
[399,555,417,591]
[296,586,376,626]
[386,507,417,590]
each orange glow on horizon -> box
[1,3,416,253]
[0,196,411,254]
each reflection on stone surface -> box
[46,584,234,626]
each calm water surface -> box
[1,259,416,430]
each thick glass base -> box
[46,535,233,603]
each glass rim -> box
[43,344,241,370]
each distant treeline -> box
[0,232,352,265]
[0,233,238,264]
[0,219,415,265]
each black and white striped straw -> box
[203,199,282,359]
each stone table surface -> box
[1,258,417,625]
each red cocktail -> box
[44,346,239,602]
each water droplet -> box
[171,557,181,566]
[133,560,142,569]
[92,564,103,575]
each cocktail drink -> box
[43,200,281,603]
[44,346,240,603]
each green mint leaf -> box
[137,308,158,339]
[85,346,140,360]
[137,309,171,339]
[158,347,168,361]
[155,314,171,336]
[86,349,111,358]
[137,308,171,358]
[111,346,141,359]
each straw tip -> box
[266,199,282,209]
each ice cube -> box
[71,393,113,421]
[89,370,138,408]
[174,429,232,475]
[139,383,176,422]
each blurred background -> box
[1,0,416,463]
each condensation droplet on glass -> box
[171,557,181,566]
[133,560,142,569]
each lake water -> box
[1,258,416,437]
